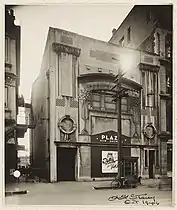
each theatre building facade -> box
[31,27,167,182]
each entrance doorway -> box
[57,147,77,181]
[149,150,155,178]
[122,157,138,177]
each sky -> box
[12,4,133,155]
[14,4,133,101]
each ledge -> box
[54,141,158,148]
[159,93,172,99]
[52,42,81,57]
[139,63,160,72]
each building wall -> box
[109,5,172,178]
[31,27,143,182]
[109,7,158,49]
[32,24,172,182]
[5,9,21,183]
[31,31,52,180]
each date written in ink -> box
[108,193,160,205]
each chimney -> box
[112,28,117,36]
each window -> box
[156,150,159,167]
[145,150,148,167]
[147,11,152,23]
[91,92,129,112]
[5,86,8,107]
[127,27,131,43]
[5,37,9,62]
[150,72,157,107]
[119,36,125,47]
[72,56,77,98]
[154,32,160,55]
[121,98,128,112]
[104,94,116,111]
[91,92,101,109]
[165,33,172,59]
[142,72,146,109]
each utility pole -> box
[112,72,125,179]
[117,91,122,178]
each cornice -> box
[52,43,81,57]
[139,63,160,72]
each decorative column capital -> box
[52,43,81,57]
[158,131,171,141]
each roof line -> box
[109,5,135,42]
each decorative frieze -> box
[52,43,81,57]
[139,63,160,72]
[56,98,65,107]
[70,98,78,108]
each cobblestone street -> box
[5,180,173,206]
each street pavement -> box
[4,179,173,206]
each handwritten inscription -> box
[108,193,160,205]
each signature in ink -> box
[108,193,160,205]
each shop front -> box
[91,130,138,178]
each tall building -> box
[109,5,172,183]
[5,7,28,183]
[30,26,170,183]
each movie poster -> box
[102,151,118,173]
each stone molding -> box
[139,63,160,72]
[52,42,81,57]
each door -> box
[122,157,138,177]
[57,147,77,181]
[149,150,155,178]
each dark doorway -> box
[167,146,172,171]
[149,150,155,178]
[57,147,77,181]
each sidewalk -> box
[5,180,173,206]
[5,178,161,193]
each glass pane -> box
[104,95,114,103]
[92,93,100,102]
[105,103,116,110]
[92,101,100,108]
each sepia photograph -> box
[3,2,174,207]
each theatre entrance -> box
[57,147,77,181]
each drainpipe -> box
[46,70,50,182]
